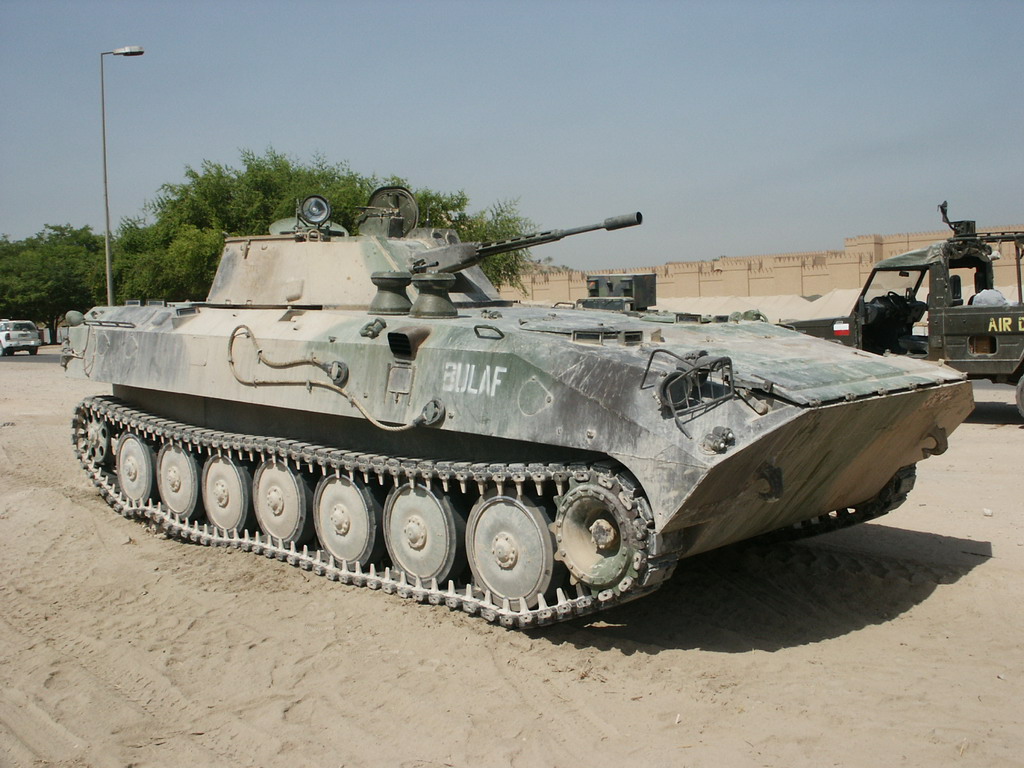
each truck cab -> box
[788,216,1024,417]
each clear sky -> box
[1,0,1021,270]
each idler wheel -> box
[157,444,203,522]
[553,479,640,593]
[115,432,157,504]
[383,484,466,583]
[313,475,384,567]
[78,417,111,465]
[253,460,315,546]
[466,493,561,610]
[202,455,254,534]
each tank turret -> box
[207,186,641,310]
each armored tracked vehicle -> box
[64,187,973,628]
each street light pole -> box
[101,45,144,306]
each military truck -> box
[787,205,1024,418]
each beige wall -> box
[502,227,1023,303]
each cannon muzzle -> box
[601,212,643,231]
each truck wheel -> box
[1016,378,1024,421]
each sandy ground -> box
[1,348,1022,768]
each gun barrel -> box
[471,211,642,262]
[432,211,642,273]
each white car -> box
[0,319,42,355]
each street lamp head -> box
[111,46,144,56]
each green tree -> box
[0,225,105,337]
[119,225,225,301]
[117,149,534,301]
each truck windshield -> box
[862,269,926,301]
[12,322,37,332]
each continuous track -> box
[755,467,916,544]
[71,396,916,630]
[71,395,661,629]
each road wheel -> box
[202,455,253,534]
[253,460,315,546]
[384,483,466,584]
[157,444,203,522]
[466,492,560,610]
[116,432,157,504]
[313,475,384,567]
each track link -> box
[71,396,660,629]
